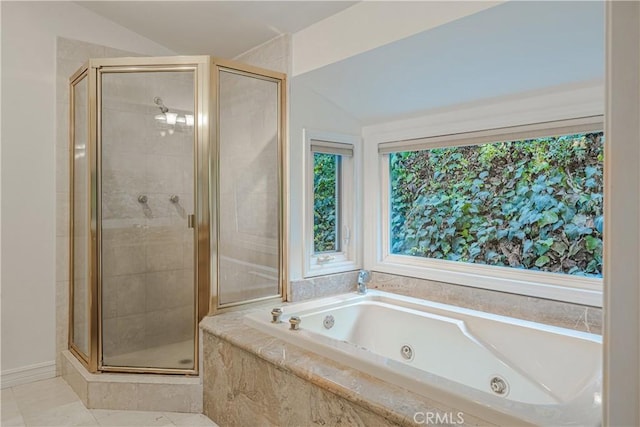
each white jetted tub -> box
[245,290,602,426]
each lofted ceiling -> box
[76,1,357,58]
[295,0,605,125]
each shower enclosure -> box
[68,56,287,374]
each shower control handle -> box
[169,195,180,204]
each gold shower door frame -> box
[68,65,92,369]
[69,56,211,375]
[209,58,289,313]
[68,55,288,375]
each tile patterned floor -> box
[1,377,217,427]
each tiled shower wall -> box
[56,38,195,370]
[56,38,142,374]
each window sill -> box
[304,258,360,278]
[373,254,602,307]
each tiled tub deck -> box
[200,310,497,427]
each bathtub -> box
[244,290,602,426]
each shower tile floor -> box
[1,377,217,426]
[105,340,194,369]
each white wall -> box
[603,1,640,424]
[1,1,174,383]
[289,81,362,281]
[232,34,361,284]
[362,81,605,144]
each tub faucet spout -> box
[357,270,371,294]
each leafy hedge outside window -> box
[314,153,340,253]
[389,132,604,277]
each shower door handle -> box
[188,214,195,229]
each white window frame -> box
[303,129,361,277]
[374,116,605,307]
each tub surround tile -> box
[201,311,496,427]
[369,272,603,334]
[204,332,402,427]
[137,383,203,413]
[289,270,358,302]
[289,271,601,334]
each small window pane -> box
[390,132,604,277]
[314,153,341,253]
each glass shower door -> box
[216,63,285,307]
[100,69,196,371]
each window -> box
[377,117,604,305]
[314,152,342,253]
[304,130,360,277]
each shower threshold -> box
[103,340,194,370]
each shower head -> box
[154,96,169,113]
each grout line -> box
[5,387,27,426]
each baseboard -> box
[1,361,56,389]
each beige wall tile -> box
[88,383,138,411]
[56,236,69,282]
[62,355,88,405]
[369,272,603,333]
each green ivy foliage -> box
[390,133,604,277]
[314,153,338,252]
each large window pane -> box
[390,132,604,277]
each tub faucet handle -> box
[271,308,283,323]
[289,316,301,331]
[357,270,371,294]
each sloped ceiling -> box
[295,1,604,124]
[76,1,357,57]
